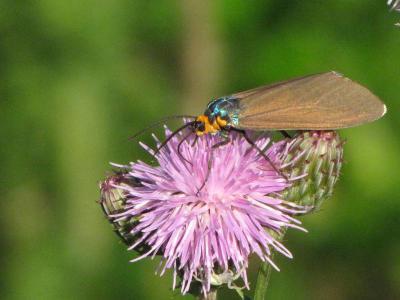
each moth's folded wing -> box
[233,72,386,130]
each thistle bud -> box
[99,171,141,245]
[281,131,344,212]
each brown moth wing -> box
[231,73,319,99]
[233,71,386,130]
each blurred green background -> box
[1,1,399,299]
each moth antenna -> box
[154,121,196,156]
[128,115,196,141]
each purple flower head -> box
[111,126,308,295]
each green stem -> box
[253,254,275,300]
[254,230,286,300]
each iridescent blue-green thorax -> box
[204,96,240,127]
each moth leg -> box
[196,150,213,196]
[231,128,288,181]
[212,136,231,149]
[177,130,194,166]
[196,135,231,195]
[191,135,199,147]
[279,130,292,138]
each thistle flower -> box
[103,127,309,295]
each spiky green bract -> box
[280,130,344,212]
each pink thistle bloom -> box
[110,127,308,295]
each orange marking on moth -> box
[216,116,228,128]
[195,115,224,136]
